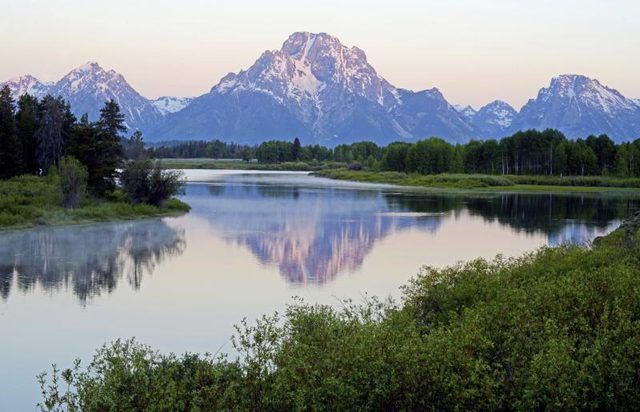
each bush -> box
[121,158,185,206]
[38,217,640,410]
[57,156,88,209]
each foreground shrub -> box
[38,217,640,410]
[121,158,185,206]
[57,156,88,209]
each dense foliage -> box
[0,174,189,229]
[146,140,256,160]
[38,215,640,410]
[121,158,185,206]
[147,130,640,178]
[57,156,88,209]
[0,85,129,196]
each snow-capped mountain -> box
[472,100,517,137]
[151,96,193,116]
[2,75,52,100]
[4,43,640,143]
[511,75,640,141]
[151,32,476,144]
[49,62,162,131]
[454,104,478,120]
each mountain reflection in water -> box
[0,220,186,304]
[194,180,636,285]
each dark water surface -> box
[1,170,638,410]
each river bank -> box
[314,169,640,192]
[0,175,190,230]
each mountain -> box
[151,96,193,116]
[454,104,478,120]
[2,75,52,100]
[472,100,517,137]
[150,32,475,144]
[1,62,164,132]
[49,62,162,131]
[511,74,640,141]
[4,43,640,143]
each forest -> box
[150,130,640,178]
[0,86,186,229]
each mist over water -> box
[0,171,637,409]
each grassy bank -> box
[0,175,190,230]
[157,158,346,171]
[315,169,640,192]
[39,212,640,410]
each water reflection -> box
[0,220,186,304]
[385,192,635,245]
[195,179,637,285]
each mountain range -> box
[3,32,640,144]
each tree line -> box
[0,85,182,206]
[0,85,128,194]
[252,131,640,177]
[149,130,640,177]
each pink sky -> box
[1,0,638,108]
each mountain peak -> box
[1,74,52,99]
[76,61,103,73]
[513,74,640,140]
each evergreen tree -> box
[124,130,145,160]
[15,94,40,174]
[67,114,100,188]
[36,95,67,173]
[292,137,301,161]
[0,85,22,178]
[93,100,125,194]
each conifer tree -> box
[93,99,125,194]
[35,95,67,173]
[0,85,21,178]
[16,94,40,174]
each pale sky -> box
[1,0,638,108]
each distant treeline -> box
[150,130,640,177]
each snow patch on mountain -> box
[151,96,193,115]
[454,104,477,119]
[511,74,640,141]
[1,75,52,100]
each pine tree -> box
[292,137,301,161]
[36,95,67,173]
[93,100,125,194]
[16,94,40,174]
[67,114,100,188]
[0,85,22,178]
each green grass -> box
[315,169,640,192]
[157,158,346,171]
[38,212,640,410]
[0,175,190,230]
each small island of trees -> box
[0,86,188,229]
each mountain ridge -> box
[2,34,640,143]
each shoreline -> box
[0,175,190,231]
[313,169,640,194]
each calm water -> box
[1,170,639,410]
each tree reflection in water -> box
[200,181,638,285]
[0,219,185,304]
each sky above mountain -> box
[1,0,638,108]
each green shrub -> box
[57,156,88,209]
[121,158,185,206]
[38,218,640,410]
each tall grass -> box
[316,169,640,190]
[0,175,189,230]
